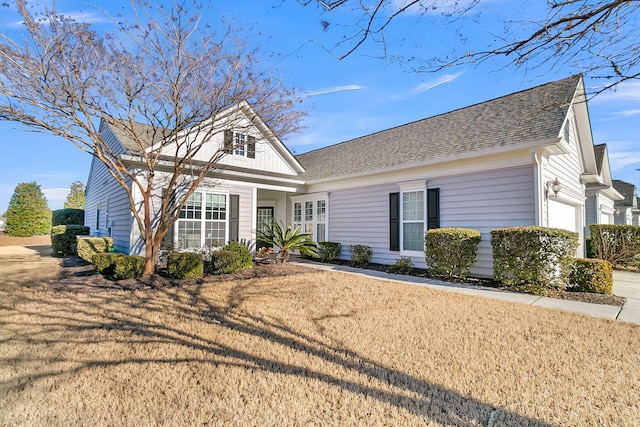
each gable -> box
[102,102,304,178]
[297,75,582,182]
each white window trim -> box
[233,131,247,157]
[398,182,426,255]
[290,193,329,242]
[175,189,230,249]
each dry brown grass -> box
[1,270,639,426]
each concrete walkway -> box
[292,260,640,326]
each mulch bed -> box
[51,255,314,292]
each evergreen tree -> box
[4,182,51,237]
[64,181,85,210]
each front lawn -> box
[1,269,638,426]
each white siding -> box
[324,166,536,277]
[84,124,133,253]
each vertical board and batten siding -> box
[84,124,133,253]
[166,114,299,176]
[325,165,535,277]
[429,165,536,277]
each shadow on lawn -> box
[0,274,557,427]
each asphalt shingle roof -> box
[593,144,606,175]
[103,116,168,155]
[296,75,582,182]
[612,179,637,207]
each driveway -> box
[0,245,61,285]
[613,270,640,324]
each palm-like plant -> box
[256,219,317,264]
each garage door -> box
[548,200,577,232]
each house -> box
[612,179,640,225]
[85,74,604,277]
[584,144,625,234]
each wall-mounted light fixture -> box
[545,178,562,199]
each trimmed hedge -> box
[590,224,640,268]
[113,256,146,280]
[492,226,579,290]
[425,228,481,279]
[349,244,372,268]
[208,250,242,275]
[51,225,90,256]
[77,237,113,263]
[92,253,125,276]
[224,241,253,269]
[167,252,204,279]
[318,242,342,263]
[569,258,613,294]
[52,209,85,226]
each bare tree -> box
[0,0,303,273]
[298,0,640,92]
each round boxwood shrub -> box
[167,252,204,279]
[209,249,242,275]
[425,228,481,279]
[318,242,342,263]
[223,242,253,269]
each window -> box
[96,203,101,231]
[291,196,327,242]
[402,191,424,251]
[234,132,246,156]
[177,192,227,248]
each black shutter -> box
[247,136,256,159]
[390,192,400,251]
[427,188,440,230]
[223,130,233,153]
[229,194,239,243]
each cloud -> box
[611,109,640,118]
[593,81,640,103]
[43,187,68,210]
[6,10,108,28]
[410,72,463,95]
[305,85,364,97]
[608,151,640,171]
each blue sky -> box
[0,0,638,213]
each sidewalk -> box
[292,260,640,326]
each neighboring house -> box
[612,179,639,225]
[584,144,625,234]
[86,74,604,277]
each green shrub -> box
[425,228,481,279]
[208,250,242,275]
[318,242,342,263]
[569,258,613,294]
[77,237,113,263]
[590,224,640,268]
[92,253,125,276]
[52,209,85,226]
[4,182,51,237]
[349,244,372,268]
[388,256,414,274]
[223,241,253,269]
[51,225,90,256]
[492,226,579,291]
[113,256,146,280]
[167,252,204,279]
[584,236,596,259]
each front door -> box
[256,207,274,250]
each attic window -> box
[234,132,246,156]
[563,119,571,142]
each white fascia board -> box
[120,154,305,187]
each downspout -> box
[532,149,544,226]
